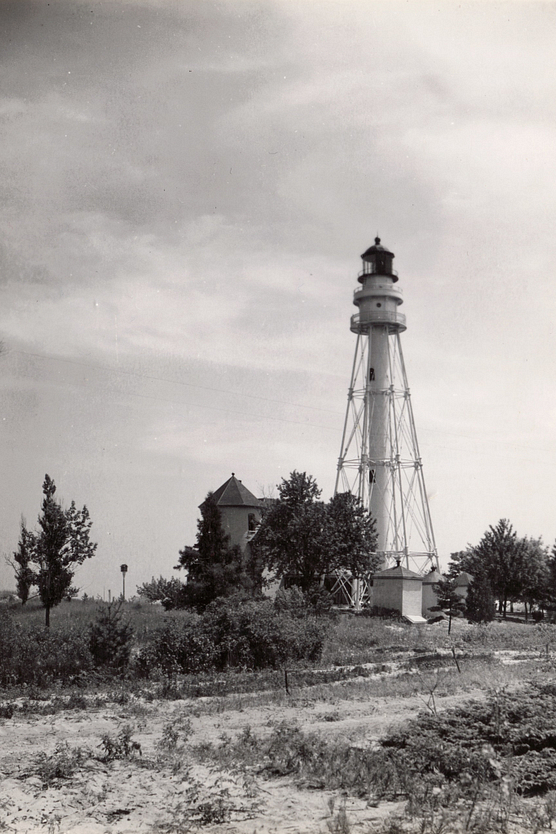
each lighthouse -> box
[335,238,438,577]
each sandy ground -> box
[0,675,494,834]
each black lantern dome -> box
[359,237,397,283]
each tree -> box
[253,471,378,593]
[253,472,326,592]
[176,492,258,611]
[545,542,556,619]
[323,491,379,578]
[519,536,550,619]
[446,549,475,580]
[14,475,97,627]
[432,575,466,634]
[449,519,549,618]
[8,519,35,604]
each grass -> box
[321,615,544,667]
[5,596,195,645]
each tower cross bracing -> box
[335,238,438,576]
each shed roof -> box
[373,563,423,581]
[422,569,443,585]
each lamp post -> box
[120,564,128,601]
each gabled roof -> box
[455,571,473,587]
[206,473,261,509]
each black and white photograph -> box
[1,1,556,831]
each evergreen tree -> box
[89,600,134,671]
[466,571,496,624]
[431,575,466,634]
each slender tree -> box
[17,475,97,626]
[432,575,467,634]
[7,519,35,604]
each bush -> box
[0,610,92,687]
[137,597,329,676]
[362,606,403,620]
[202,596,328,670]
[136,612,217,677]
[274,586,307,617]
[136,575,187,608]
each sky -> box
[1,0,556,597]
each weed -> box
[34,743,91,787]
[327,799,351,834]
[321,709,341,722]
[195,720,402,798]
[377,818,407,834]
[99,725,141,761]
[157,719,191,751]
[158,773,261,831]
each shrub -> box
[137,597,329,676]
[99,725,141,761]
[0,610,92,687]
[202,596,329,670]
[136,575,186,608]
[274,586,307,617]
[362,606,403,620]
[135,611,216,677]
[34,743,90,786]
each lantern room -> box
[359,237,398,282]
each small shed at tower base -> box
[372,563,426,623]
[422,568,442,617]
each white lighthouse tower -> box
[335,238,438,577]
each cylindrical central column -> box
[368,324,391,559]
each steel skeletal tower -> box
[335,238,438,575]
